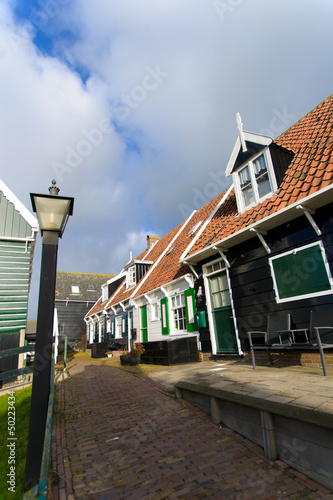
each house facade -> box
[86,95,333,365]
[55,271,114,349]
[181,96,333,360]
[0,180,38,375]
[85,224,210,352]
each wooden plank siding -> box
[0,240,32,334]
[56,301,98,348]
[0,190,33,238]
[228,202,333,349]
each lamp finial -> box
[49,180,60,195]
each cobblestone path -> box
[51,358,333,499]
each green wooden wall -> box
[0,240,32,334]
[0,190,33,239]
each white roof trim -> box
[136,273,194,300]
[129,210,197,299]
[0,179,38,231]
[180,185,233,263]
[185,183,333,264]
[225,132,272,177]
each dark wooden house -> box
[55,271,114,349]
[180,96,333,365]
[86,95,333,368]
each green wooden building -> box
[0,179,38,377]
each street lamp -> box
[25,180,74,490]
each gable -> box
[0,180,38,239]
[183,95,333,263]
[225,132,272,177]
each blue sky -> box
[1,0,333,319]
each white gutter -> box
[183,183,333,263]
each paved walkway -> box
[51,356,333,499]
[147,360,333,413]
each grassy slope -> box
[0,386,32,500]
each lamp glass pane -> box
[34,196,71,232]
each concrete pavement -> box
[147,360,333,414]
[50,355,333,499]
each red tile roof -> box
[86,94,333,317]
[132,191,227,297]
[186,94,333,258]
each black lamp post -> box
[25,180,74,490]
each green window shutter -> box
[184,288,198,332]
[122,315,128,337]
[111,319,115,338]
[296,245,331,294]
[272,244,331,300]
[160,297,169,335]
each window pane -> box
[174,307,187,331]
[272,245,331,300]
[219,274,228,292]
[211,277,219,293]
[254,155,271,199]
[239,166,255,207]
[212,292,222,309]
[221,291,231,306]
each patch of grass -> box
[92,352,169,375]
[0,386,32,499]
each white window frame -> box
[269,241,333,304]
[233,148,277,214]
[101,285,108,302]
[203,257,242,356]
[170,293,187,333]
[127,266,136,288]
[151,302,159,322]
[116,317,122,338]
[204,259,226,277]
[71,285,80,294]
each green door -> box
[140,306,148,343]
[209,271,238,354]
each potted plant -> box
[105,350,113,358]
[129,342,145,366]
[120,346,130,365]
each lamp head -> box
[30,181,74,238]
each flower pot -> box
[129,355,140,366]
[120,355,129,366]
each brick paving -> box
[50,357,333,499]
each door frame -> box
[203,257,242,355]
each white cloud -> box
[1,0,333,319]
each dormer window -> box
[127,266,136,288]
[102,284,108,302]
[124,260,153,289]
[226,113,293,215]
[236,149,277,212]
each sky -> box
[0,0,333,319]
